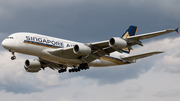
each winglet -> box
[175,28,179,34]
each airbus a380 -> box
[1,26,179,73]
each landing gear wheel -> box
[58,69,67,73]
[79,63,89,70]
[69,69,72,73]
[9,50,16,60]
[11,56,16,60]
[58,70,61,73]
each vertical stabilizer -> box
[121,26,138,54]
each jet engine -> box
[109,37,127,48]
[24,59,41,73]
[73,44,91,55]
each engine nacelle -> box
[109,37,127,48]
[24,59,41,73]
[73,44,91,55]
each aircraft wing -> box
[47,27,178,63]
[85,28,177,61]
[47,43,115,62]
[88,28,178,49]
[87,28,178,53]
[126,29,176,40]
[121,51,163,61]
[87,40,115,55]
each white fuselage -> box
[2,32,130,67]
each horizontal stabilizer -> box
[121,51,163,61]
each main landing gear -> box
[56,63,90,74]
[69,63,89,73]
[9,50,16,60]
[58,68,67,73]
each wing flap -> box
[39,58,67,70]
[121,51,163,61]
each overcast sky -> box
[0,0,180,101]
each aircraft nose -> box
[2,39,6,47]
[2,39,11,50]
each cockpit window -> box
[7,37,14,39]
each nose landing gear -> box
[9,50,16,60]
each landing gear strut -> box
[9,50,16,60]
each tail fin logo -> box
[121,26,138,54]
[122,47,129,52]
[122,32,130,52]
[123,31,130,38]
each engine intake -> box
[73,44,91,55]
[109,37,127,48]
[24,59,41,73]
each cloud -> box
[126,83,142,93]
[137,37,180,73]
[154,55,180,73]
[154,89,180,97]
[0,69,179,101]
[0,32,179,94]
[70,37,180,85]
[0,51,42,93]
[0,51,84,93]
[0,34,179,100]
[0,0,179,42]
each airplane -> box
[1,26,179,73]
